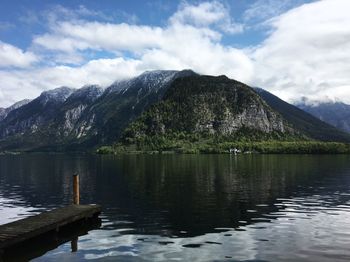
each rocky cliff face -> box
[53,85,103,137]
[123,75,292,140]
[0,85,105,150]
[0,87,75,139]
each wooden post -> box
[71,237,78,252]
[73,174,80,205]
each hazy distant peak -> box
[253,87,264,92]
[7,99,32,111]
[0,99,32,121]
[294,96,344,107]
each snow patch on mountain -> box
[39,87,76,105]
[106,69,196,94]
[68,85,104,103]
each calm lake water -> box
[1,154,350,261]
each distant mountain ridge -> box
[254,88,350,142]
[296,101,350,133]
[0,70,349,151]
[0,99,31,122]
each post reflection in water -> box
[1,154,350,261]
[71,237,78,253]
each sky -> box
[0,0,349,107]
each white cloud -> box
[34,22,165,53]
[32,1,241,55]
[137,24,252,79]
[170,1,244,34]
[1,0,350,107]
[0,57,141,107]
[251,0,350,103]
[0,41,38,68]
[0,1,251,107]
[0,19,252,106]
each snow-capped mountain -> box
[67,85,103,103]
[0,84,107,149]
[106,69,195,94]
[71,69,197,145]
[0,87,75,140]
[52,85,104,138]
[0,70,197,150]
[1,69,349,152]
[39,86,76,106]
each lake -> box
[1,154,350,261]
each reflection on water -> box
[1,154,350,261]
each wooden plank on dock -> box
[0,204,101,250]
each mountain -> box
[0,99,31,122]
[296,101,350,133]
[0,87,76,150]
[1,70,350,152]
[0,87,75,138]
[254,88,350,142]
[70,69,197,146]
[0,108,4,120]
[52,85,104,138]
[122,75,295,144]
[0,85,109,149]
[105,70,187,94]
[0,70,196,151]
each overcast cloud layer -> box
[0,0,349,107]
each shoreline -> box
[1,141,350,155]
[96,141,350,155]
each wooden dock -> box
[0,204,101,253]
